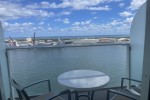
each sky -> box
[0,0,146,37]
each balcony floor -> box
[69,87,131,100]
[14,87,132,100]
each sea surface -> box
[7,45,128,95]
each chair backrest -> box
[10,78,30,100]
[121,78,141,96]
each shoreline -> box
[6,42,130,50]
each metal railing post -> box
[126,44,131,89]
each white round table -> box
[58,70,110,90]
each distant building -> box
[73,38,100,44]
[118,38,130,42]
[26,37,32,42]
[100,38,116,43]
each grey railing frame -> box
[6,43,130,100]
[107,89,137,100]
[6,43,130,50]
[121,78,141,90]
[23,79,51,92]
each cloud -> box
[110,20,122,26]
[54,18,62,22]
[3,18,130,37]
[70,23,129,35]
[86,6,111,11]
[0,1,54,21]
[92,17,98,19]
[119,3,125,7]
[91,12,97,14]
[39,21,44,25]
[55,18,70,24]
[72,22,80,26]
[109,17,133,27]
[3,22,34,28]
[124,17,134,24]
[40,1,51,8]
[59,11,72,15]
[70,18,131,35]
[53,16,132,36]
[1,0,132,37]
[28,0,122,11]
[0,0,124,21]
[72,20,92,26]
[2,22,35,36]
[119,11,133,17]
[63,18,70,24]
[129,0,146,10]
[2,21,53,37]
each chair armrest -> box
[121,78,141,89]
[48,89,71,100]
[107,89,137,100]
[23,79,51,92]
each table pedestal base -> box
[74,90,95,100]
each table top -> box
[58,70,110,90]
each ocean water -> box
[7,45,128,95]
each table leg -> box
[74,91,95,100]
[91,90,95,100]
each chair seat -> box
[107,78,141,100]
[10,78,71,100]
[113,89,140,100]
[131,85,141,95]
[31,92,65,100]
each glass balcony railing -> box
[6,44,129,96]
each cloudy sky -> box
[0,0,146,37]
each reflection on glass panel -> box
[8,45,127,95]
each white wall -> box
[130,1,150,99]
[0,21,11,99]
[141,0,150,99]
[130,3,146,80]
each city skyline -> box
[0,0,146,37]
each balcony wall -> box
[6,44,129,96]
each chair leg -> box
[91,90,95,100]
[106,90,110,100]
[88,91,91,100]
[74,91,79,100]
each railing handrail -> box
[6,43,130,50]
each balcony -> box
[0,1,150,100]
[6,44,129,98]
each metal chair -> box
[107,78,141,100]
[10,78,71,100]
